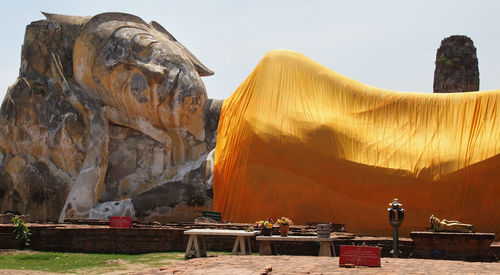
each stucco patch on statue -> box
[89,199,135,220]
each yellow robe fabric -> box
[213,49,500,238]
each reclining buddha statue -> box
[0,12,220,223]
[430,215,474,233]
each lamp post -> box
[387,198,404,257]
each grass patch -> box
[0,250,190,273]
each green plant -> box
[12,215,31,249]
[436,55,452,67]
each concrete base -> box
[410,231,497,262]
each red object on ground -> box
[339,245,381,267]
[109,216,131,228]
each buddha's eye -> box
[129,73,149,103]
[132,34,159,59]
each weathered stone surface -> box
[0,12,221,223]
[433,35,479,93]
[203,98,223,151]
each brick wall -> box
[1,223,497,259]
[0,224,410,256]
[0,225,248,253]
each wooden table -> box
[256,235,336,257]
[184,229,260,258]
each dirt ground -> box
[1,255,499,274]
[142,255,500,274]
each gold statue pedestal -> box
[410,231,497,262]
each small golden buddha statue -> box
[430,215,474,233]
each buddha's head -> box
[73,12,213,129]
[429,215,439,226]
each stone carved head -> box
[73,12,213,129]
[0,12,217,223]
[35,12,215,221]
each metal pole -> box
[392,227,399,257]
[388,198,404,258]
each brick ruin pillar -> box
[433,35,479,93]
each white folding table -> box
[184,229,259,258]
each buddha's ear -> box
[150,20,214,77]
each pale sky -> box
[1,1,499,101]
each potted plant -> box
[276,217,293,237]
[255,218,274,236]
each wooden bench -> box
[256,235,336,257]
[184,229,259,258]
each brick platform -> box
[0,223,497,260]
[0,223,250,254]
[0,223,412,256]
[411,231,497,262]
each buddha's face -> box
[74,15,212,129]
[430,215,439,225]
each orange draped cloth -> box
[213,49,500,238]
